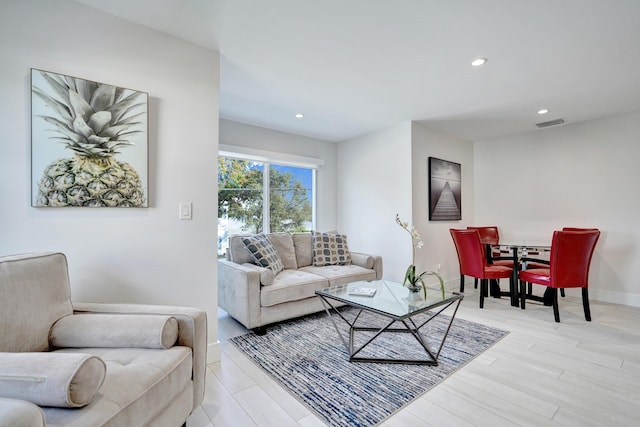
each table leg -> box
[511,246,519,307]
[317,295,351,352]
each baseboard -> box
[207,341,221,364]
[589,288,640,308]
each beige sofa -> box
[218,231,382,332]
[0,252,207,427]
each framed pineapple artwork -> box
[31,68,148,207]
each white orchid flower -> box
[395,213,445,299]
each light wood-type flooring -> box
[187,286,640,426]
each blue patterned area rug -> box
[231,307,508,427]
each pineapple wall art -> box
[31,69,148,207]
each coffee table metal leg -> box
[318,295,352,352]
[319,295,463,366]
[349,317,398,359]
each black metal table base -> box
[318,295,463,366]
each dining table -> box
[487,243,551,307]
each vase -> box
[407,283,422,293]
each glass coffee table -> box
[315,279,464,365]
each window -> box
[218,155,315,257]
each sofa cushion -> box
[50,314,178,349]
[292,232,313,267]
[266,232,298,269]
[260,270,328,307]
[299,264,377,287]
[0,352,106,408]
[228,235,254,264]
[241,233,284,274]
[0,253,73,352]
[46,346,193,427]
[312,231,352,266]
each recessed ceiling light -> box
[295,113,304,119]
[538,109,549,115]
[471,57,487,67]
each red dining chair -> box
[525,228,596,270]
[522,228,598,294]
[518,229,600,322]
[450,229,514,308]
[467,226,516,295]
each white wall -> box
[411,123,475,286]
[219,119,338,231]
[336,122,474,286]
[337,123,413,282]
[0,0,220,357]
[474,111,640,306]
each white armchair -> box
[0,252,207,427]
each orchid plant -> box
[396,214,445,299]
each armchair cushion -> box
[50,314,179,349]
[0,352,106,408]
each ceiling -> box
[75,0,640,142]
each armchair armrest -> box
[71,302,207,410]
[0,397,45,427]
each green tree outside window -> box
[218,157,313,255]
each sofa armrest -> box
[0,397,45,427]
[71,302,207,410]
[217,259,263,330]
[351,252,383,280]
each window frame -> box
[218,145,321,234]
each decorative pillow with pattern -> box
[241,234,284,274]
[312,231,352,266]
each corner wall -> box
[337,123,413,281]
[411,123,475,286]
[336,122,474,286]
[474,111,640,306]
[0,0,220,356]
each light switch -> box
[179,202,192,220]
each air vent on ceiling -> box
[536,118,565,128]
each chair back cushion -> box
[450,229,486,278]
[562,227,599,232]
[550,230,600,288]
[0,253,73,352]
[467,226,500,245]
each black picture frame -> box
[428,157,461,221]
